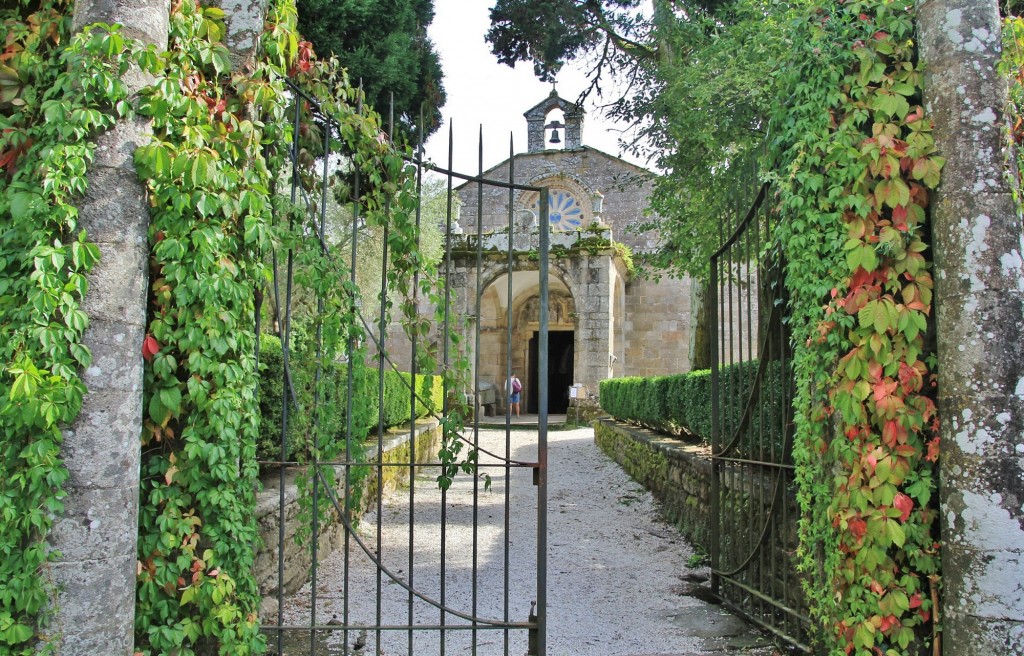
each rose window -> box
[529,189,584,231]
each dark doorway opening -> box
[528,330,574,414]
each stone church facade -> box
[443,92,696,414]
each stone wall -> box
[255,420,441,620]
[593,419,712,549]
[594,418,805,628]
[456,147,660,253]
[621,275,693,377]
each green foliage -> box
[306,173,445,316]
[132,1,273,651]
[769,2,941,653]
[599,375,666,430]
[296,0,446,142]
[0,0,470,651]
[279,7,475,497]
[131,0,469,649]
[254,343,443,467]
[380,370,443,428]
[640,0,789,279]
[0,1,137,649]
[599,360,784,455]
[486,0,663,81]
[679,369,712,440]
[256,334,379,465]
[1000,14,1024,203]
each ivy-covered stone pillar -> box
[47,2,169,654]
[918,2,1024,653]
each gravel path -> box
[282,425,770,655]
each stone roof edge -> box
[453,146,658,192]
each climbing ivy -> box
[769,2,941,654]
[131,1,273,651]
[0,0,139,650]
[0,0,474,650]
[1000,13,1024,202]
[131,0,477,651]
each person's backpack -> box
[512,377,522,393]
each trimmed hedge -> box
[599,360,787,456]
[380,370,443,427]
[257,335,443,465]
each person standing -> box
[507,372,522,417]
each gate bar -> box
[534,188,550,656]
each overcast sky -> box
[422,0,646,174]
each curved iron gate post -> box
[259,80,549,655]
[710,182,810,651]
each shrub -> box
[257,335,442,465]
[599,359,787,457]
[382,371,444,426]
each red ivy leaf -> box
[873,378,898,402]
[142,335,160,362]
[894,492,913,522]
[849,516,868,541]
[892,205,909,231]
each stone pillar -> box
[918,2,1024,653]
[526,116,546,153]
[47,2,169,654]
[219,0,272,71]
[575,254,613,392]
[563,107,583,150]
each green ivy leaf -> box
[887,519,906,548]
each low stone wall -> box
[593,418,712,550]
[255,419,442,620]
[595,417,806,628]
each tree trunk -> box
[688,277,712,370]
[46,2,169,654]
[917,2,1024,654]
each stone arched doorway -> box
[518,290,576,413]
[479,269,577,414]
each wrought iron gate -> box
[260,81,550,655]
[709,182,810,651]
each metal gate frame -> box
[259,80,551,655]
[709,182,811,651]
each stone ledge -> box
[593,418,711,550]
[594,417,805,626]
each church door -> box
[528,330,574,414]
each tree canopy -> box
[486,0,654,83]
[487,0,784,278]
[298,0,446,144]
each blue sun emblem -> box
[530,189,583,231]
